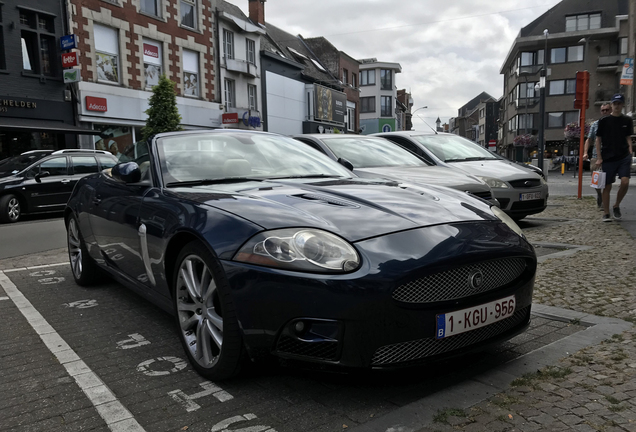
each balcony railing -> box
[516,97,539,109]
[518,65,542,75]
[224,58,258,77]
[598,55,622,67]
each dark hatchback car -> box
[292,134,497,206]
[0,149,118,223]
[65,130,535,380]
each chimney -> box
[249,0,265,25]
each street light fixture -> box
[410,106,428,131]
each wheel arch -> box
[164,230,219,298]
[0,190,29,214]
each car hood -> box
[447,159,542,181]
[166,177,497,242]
[354,165,490,194]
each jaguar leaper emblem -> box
[469,269,484,290]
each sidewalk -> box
[416,196,636,431]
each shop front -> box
[221,110,263,131]
[0,96,99,159]
[76,82,224,155]
[302,84,346,134]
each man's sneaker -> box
[603,214,612,222]
[613,207,622,220]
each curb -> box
[351,304,633,432]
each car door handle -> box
[93,198,102,206]
[61,179,71,184]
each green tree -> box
[142,74,183,140]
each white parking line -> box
[0,271,146,432]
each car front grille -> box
[510,199,545,211]
[371,306,530,366]
[509,179,542,188]
[276,335,338,361]
[468,191,493,201]
[392,258,528,304]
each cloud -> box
[223,0,561,129]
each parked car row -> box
[0,132,548,224]
[64,130,537,380]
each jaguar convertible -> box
[65,130,536,380]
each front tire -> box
[67,215,99,286]
[174,241,244,380]
[0,194,21,223]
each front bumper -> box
[222,221,536,368]
[492,184,549,218]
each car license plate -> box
[520,192,542,201]
[435,295,516,339]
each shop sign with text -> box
[222,113,239,124]
[143,43,159,59]
[86,96,108,112]
[60,34,79,51]
[62,52,79,68]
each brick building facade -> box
[68,0,224,150]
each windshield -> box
[0,152,50,177]
[156,132,353,185]
[319,136,427,168]
[412,135,499,162]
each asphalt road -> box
[0,214,66,259]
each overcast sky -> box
[224,0,562,131]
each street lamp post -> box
[410,106,427,131]
[537,29,549,175]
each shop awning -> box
[0,117,102,135]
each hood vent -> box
[291,193,360,208]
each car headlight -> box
[477,176,510,189]
[540,176,547,185]
[491,206,524,238]
[234,228,360,273]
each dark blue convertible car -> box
[65,130,535,380]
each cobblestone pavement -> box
[416,196,636,432]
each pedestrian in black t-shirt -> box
[595,93,634,222]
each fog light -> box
[294,321,305,334]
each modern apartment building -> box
[499,0,629,160]
[357,58,402,134]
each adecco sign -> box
[86,96,108,112]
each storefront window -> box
[0,132,61,160]
[93,125,135,157]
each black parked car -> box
[0,149,118,223]
[65,130,535,380]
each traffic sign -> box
[574,71,590,110]
[60,34,78,51]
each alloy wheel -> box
[176,255,224,369]
[7,197,20,222]
[68,218,83,279]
